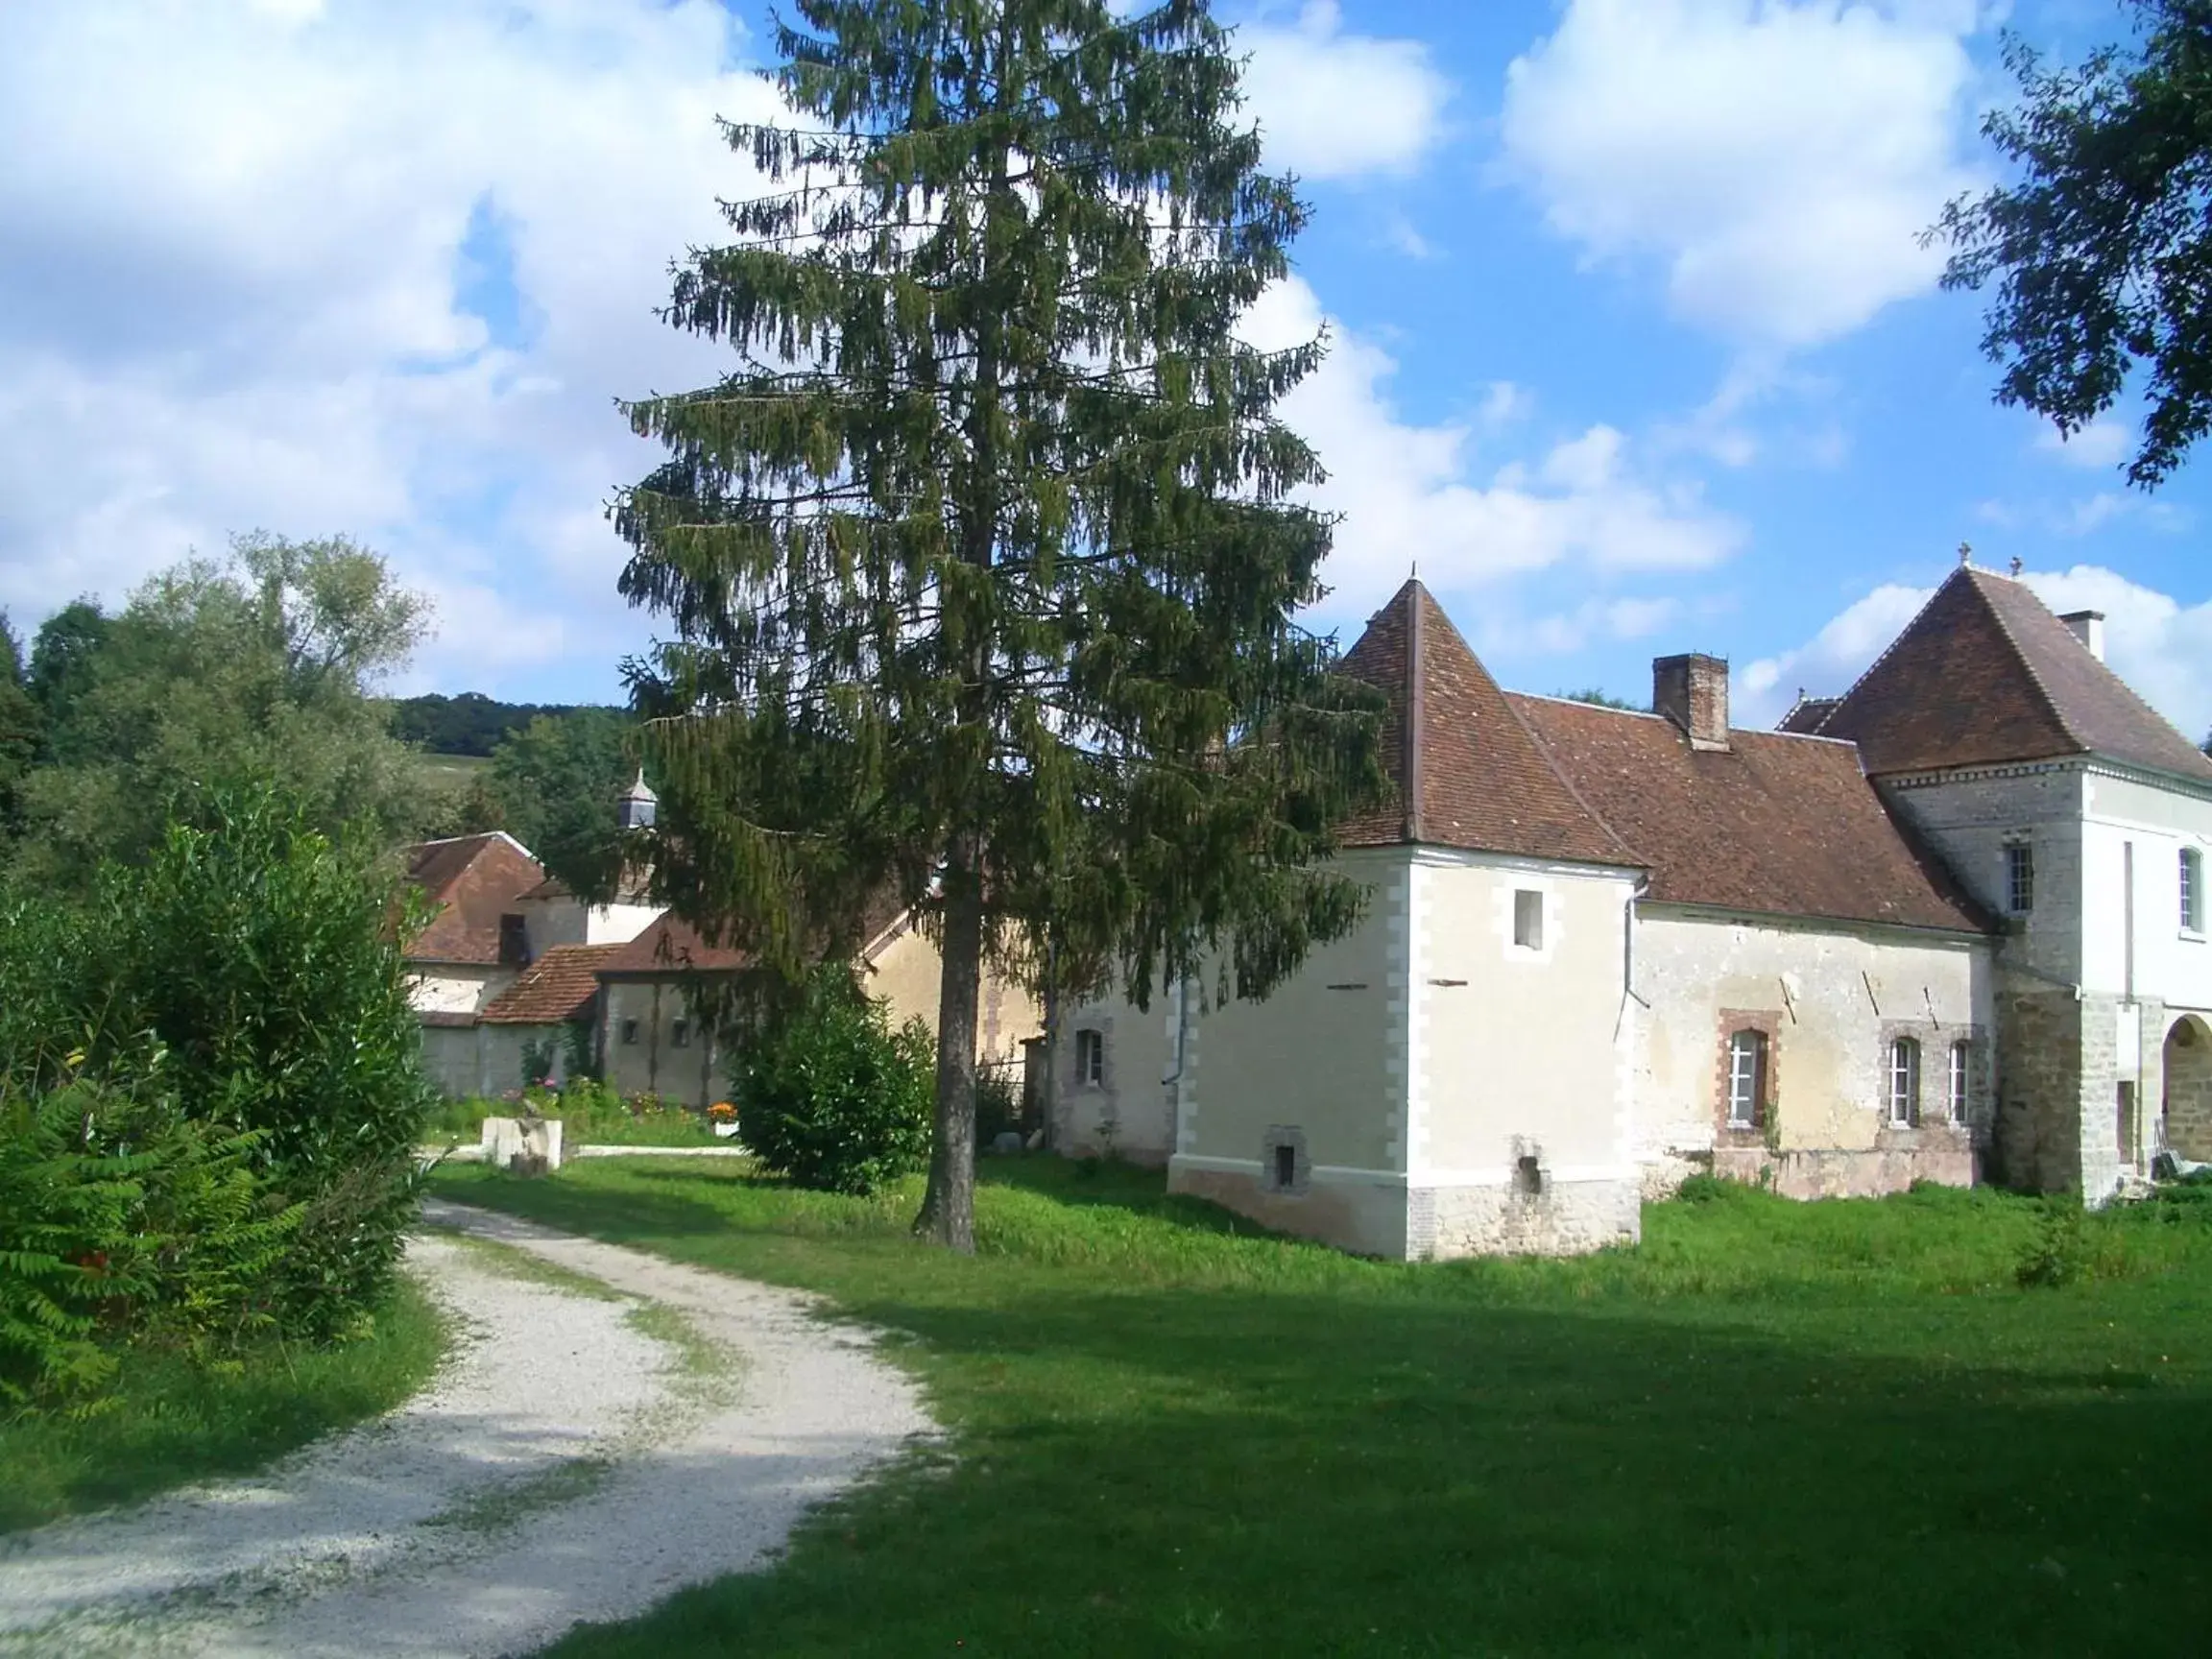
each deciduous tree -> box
[1935,1,2212,486]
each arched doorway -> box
[2164,1016,2212,1161]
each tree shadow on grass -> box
[537,1281,2212,1657]
[428,1170,2212,1657]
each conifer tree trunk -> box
[917,840,983,1249]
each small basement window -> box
[1075,1028,1104,1087]
[1513,889,1544,950]
[620,1018,640,1046]
[2006,842,2034,916]
[1274,1142,1298,1190]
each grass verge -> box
[426,1158,2212,1657]
[0,1278,446,1536]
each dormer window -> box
[2005,842,2034,916]
[2184,847,2204,933]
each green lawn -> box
[425,1159,2212,1657]
[0,1280,446,1535]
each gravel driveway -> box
[0,1199,934,1657]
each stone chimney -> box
[1653,653,1731,752]
[2059,610,2105,661]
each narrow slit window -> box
[2183,848,2203,932]
[1273,1142,1298,1190]
[1513,889,1544,950]
[2006,842,2034,915]
[1075,1028,1104,1087]
[1726,1029,1766,1129]
[1948,1041,1970,1124]
[1888,1037,1921,1127]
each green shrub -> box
[733,965,933,1195]
[0,1080,301,1407]
[974,1065,1021,1147]
[0,781,433,1352]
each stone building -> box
[1053,562,2212,1258]
[1798,560,2212,1197]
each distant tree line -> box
[391,691,602,758]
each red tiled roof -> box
[1510,696,1988,934]
[401,833,544,965]
[1815,566,2212,782]
[596,893,912,979]
[479,943,625,1024]
[1337,581,1638,866]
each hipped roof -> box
[479,943,626,1024]
[401,832,544,965]
[1811,565,2212,783]
[1334,579,1986,935]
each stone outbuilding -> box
[1054,562,2212,1258]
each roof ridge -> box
[1960,567,2082,755]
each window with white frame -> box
[1948,1041,1970,1124]
[1726,1029,1767,1129]
[2005,842,2034,915]
[1888,1037,1922,1127]
[2184,847,2204,932]
[1513,889,1544,950]
[1074,1027,1104,1087]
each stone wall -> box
[1410,1176,1640,1260]
[2167,1015,2212,1158]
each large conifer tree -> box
[614,0,1382,1249]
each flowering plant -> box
[708,1101,737,1121]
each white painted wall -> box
[2078,768,2212,1014]
[1412,850,1637,1183]
[408,965,507,1016]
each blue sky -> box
[3,0,2207,736]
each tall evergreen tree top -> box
[615,0,1382,1006]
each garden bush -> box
[0,779,435,1390]
[732,965,933,1195]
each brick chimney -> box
[1653,653,1731,752]
[2059,609,2105,661]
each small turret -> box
[617,769,658,831]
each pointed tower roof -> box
[621,769,658,804]
[1816,565,2212,781]
[1336,580,1639,866]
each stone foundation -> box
[1409,1177,1640,1260]
[1169,1161,1409,1257]
[1710,1138,1972,1199]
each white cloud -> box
[0,0,781,695]
[1239,277,1745,627]
[0,1,1470,696]
[1501,0,1985,348]
[1739,564,2212,741]
[2035,416,2132,470]
[1239,1,1453,180]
